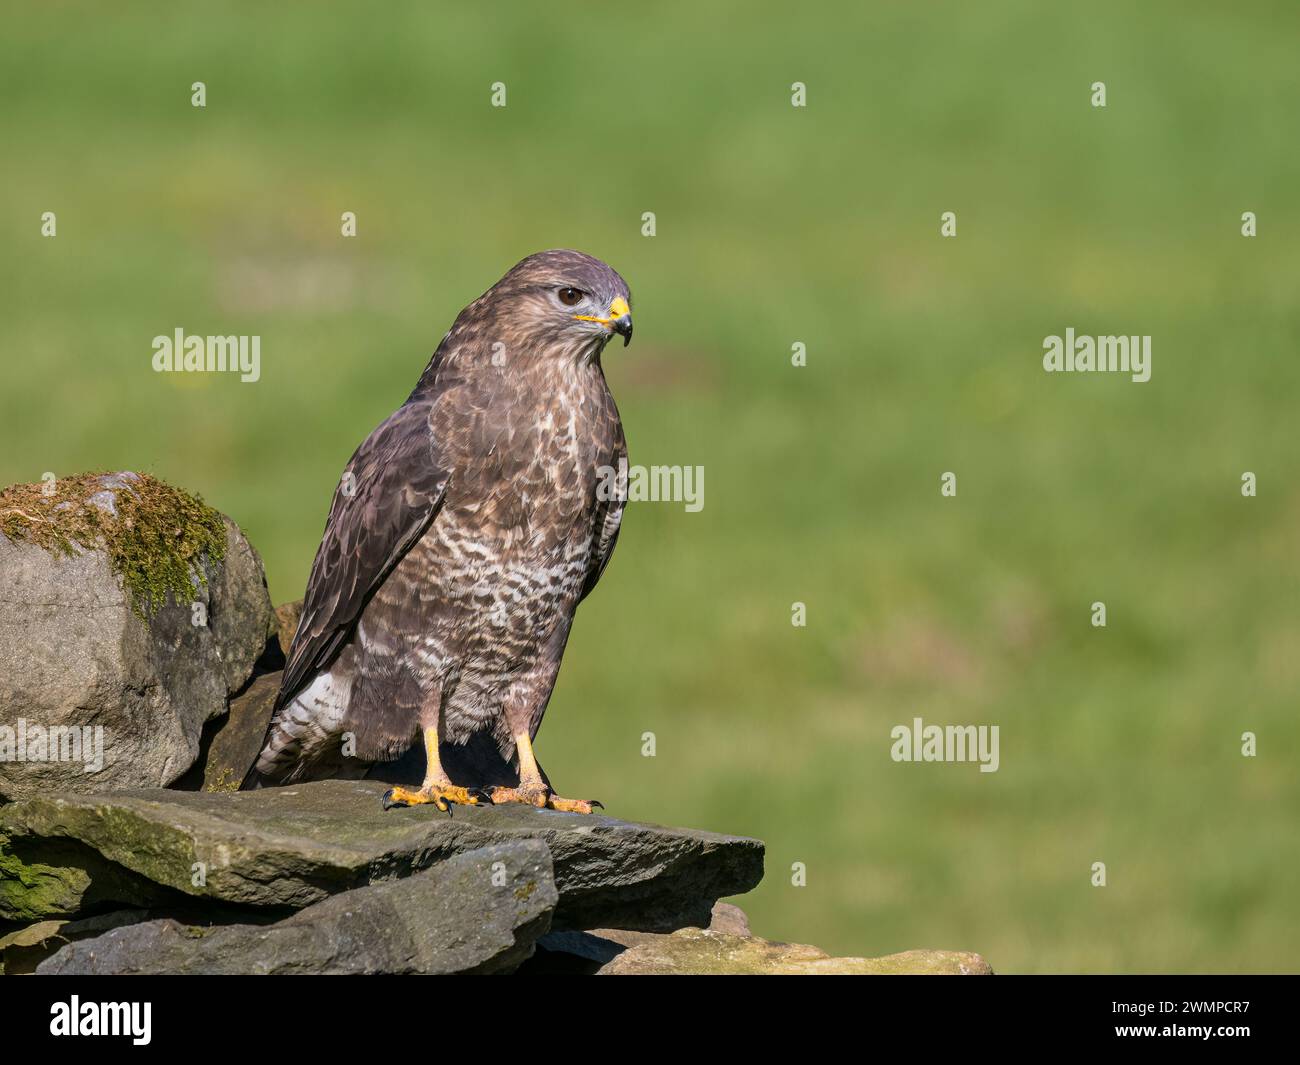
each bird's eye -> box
[557,287,584,306]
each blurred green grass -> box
[3,0,1298,972]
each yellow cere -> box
[575,296,631,326]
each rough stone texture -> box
[273,600,303,658]
[707,901,752,937]
[0,908,149,975]
[531,902,991,976]
[0,504,274,799]
[535,899,755,970]
[0,779,764,931]
[198,671,281,792]
[0,920,67,975]
[595,927,994,975]
[37,841,555,975]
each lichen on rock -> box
[0,471,226,619]
[592,926,995,975]
[0,471,274,799]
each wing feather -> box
[579,435,627,603]
[275,399,451,712]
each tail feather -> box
[240,669,350,790]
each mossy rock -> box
[0,472,226,620]
[0,779,763,930]
[0,472,274,799]
[595,927,994,975]
[0,830,171,923]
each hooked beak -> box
[575,296,633,347]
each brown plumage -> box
[246,250,631,813]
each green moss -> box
[0,820,185,921]
[0,471,226,619]
[0,832,93,922]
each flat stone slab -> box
[38,841,555,975]
[593,927,994,975]
[0,909,150,975]
[0,779,763,932]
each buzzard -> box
[245,250,632,813]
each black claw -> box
[381,789,405,810]
[590,800,605,810]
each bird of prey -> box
[245,249,632,813]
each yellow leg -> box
[382,727,479,811]
[516,728,542,784]
[486,731,603,814]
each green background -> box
[3,1,1297,972]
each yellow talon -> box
[382,783,478,811]
[382,726,480,811]
[547,795,602,815]
[485,784,601,814]
[484,732,602,813]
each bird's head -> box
[486,249,633,359]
